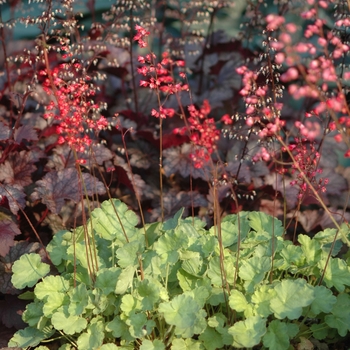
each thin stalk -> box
[120,128,148,246]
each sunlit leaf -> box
[77,318,105,350]
[159,294,207,338]
[270,279,314,320]
[171,338,205,350]
[51,310,87,335]
[228,316,266,348]
[140,339,165,350]
[239,256,271,293]
[11,253,50,289]
[318,257,350,292]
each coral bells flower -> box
[151,107,175,119]
[175,100,220,168]
[42,63,107,154]
[133,24,150,48]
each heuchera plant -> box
[0,0,350,347]
[9,199,350,349]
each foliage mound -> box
[9,199,350,349]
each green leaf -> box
[66,241,106,272]
[198,326,224,350]
[136,278,163,310]
[310,286,337,315]
[46,230,73,266]
[121,294,143,315]
[270,279,315,320]
[171,338,204,350]
[22,301,44,327]
[325,293,350,336]
[125,312,156,338]
[207,255,236,286]
[68,283,89,316]
[228,315,266,348]
[310,323,328,340]
[239,256,271,293]
[319,257,350,292]
[162,208,184,230]
[34,275,70,317]
[228,289,249,312]
[248,212,284,238]
[95,267,121,295]
[11,253,50,289]
[158,294,207,338]
[181,254,202,276]
[140,339,165,350]
[77,318,105,350]
[116,240,144,268]
[90,199,138,243]
[298,235,322,265]
[154,228,189,264]
[51,311,87,335]
[106,316,133,342]
[209,221,239,247]
[8,327,54,348]
[279,244,305,271]
[251,284,276,318]
[115,265,136,294]
[100,344,119,350]
[262,320,291,350]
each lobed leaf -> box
[170,338,205,350]
[11,253,50,289]
[51,310,87,335]
[90,199,138,243]
[159,294,207,338]
[31,168,106,214]
[8,327,54,348]
[228,315,266,348]
[270,279,315,320]
[239,256,271,293]
[325,293,350,336]
[0,217,21,257]
[77,318,105,350]
[319,257,350,292]
[140,339,165,350]
[262,320,292,350]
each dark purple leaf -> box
[47,144,113,170]
[163,143,210,179]
[150,190,207,221]
[0,295,27,329]
[31,168,106,214]
[225,162,251,183]
[113,155,153,198]
[0,121,10,141]
[14,125,38,143]
[0,151,37,188]
[0,218,21,257]
[0,185,26,215]
[129,146,152,169]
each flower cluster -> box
[133,24,150,48]
[174,100,220,168]
[286,138,328,198]
[41,62,108,159]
